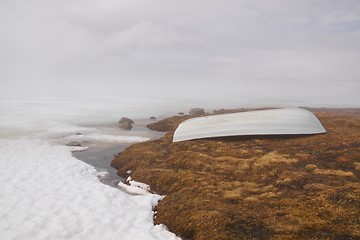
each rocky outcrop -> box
[119,117,134,124]
[119,122,132,130]
[119,117,134,130]
[150,116,157,120]
[189,108,205,116]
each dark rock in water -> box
[150,116,157,120]
[118,117,134,130]
[118,117,134,124]
[75,133,82,135]
[178,112,184,115]
[119,122,133,130]
[189,108,205,116]
[66,142,81,147]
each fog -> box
[1,0,360,108]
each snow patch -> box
[97,171,110,178]
[0,139,180,240]
[118,182,152,195]
[128,177,151,191]
[69,146,89,152]
[117,177,155,196]
[65,133,150,143]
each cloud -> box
[0,0,359,106]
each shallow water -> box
[73,144,127,187]
[72,120,165,188]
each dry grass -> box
[313,168,355,177]
[112,108,360,240]
[253,152,298,168]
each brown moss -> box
[313,168,355,177]
[253,152,298,168]
[354,162,360,171]
[112,108,360,240]
[146,115,191,132]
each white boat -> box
[173,108,326,142]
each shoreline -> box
[73,144,127,187]
[72,117,166,187]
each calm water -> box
[73,119,165,188]
[73,144,128,187]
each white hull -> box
[173,108,326,142]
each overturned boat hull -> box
[173,108,326,142]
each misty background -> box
[1,0,359,108]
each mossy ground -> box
[112,108,360,240]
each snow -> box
[65,133,150,143]
[69,146,89,152]
[0,100,180,239]
[118,182,152,196]
[118,178,152,195]
[0,139,180,240]
[128,178,151,192]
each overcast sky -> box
[1,0,359,107]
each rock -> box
[189,108,205,116]
[75,132,83,135]
[178,112,184,115]
[118,117,134,130]
[66,142,81,147]
[150,116,157,120]
[119,122,133,130]
[118,117,134,124]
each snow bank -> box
[66,133,150,143]
[0,139,180,240]
[118,178,152,196]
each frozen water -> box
[64,133,150,143]
[0,101,180,240]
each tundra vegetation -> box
[112,108,360,240]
